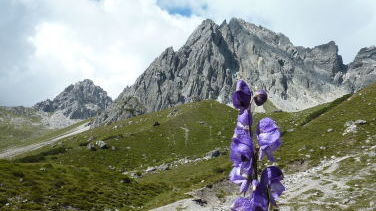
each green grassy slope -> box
[0,107,50,149]
[2,101,239,210]
[17,101,238,170]
[1,82,375,210]
[0,106,89,152]
[0,160,168,210]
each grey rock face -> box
[94,18,376,126]
[158,163,171,171]
[355,119,367,125]
[34,79,112,119]
[92,96,145,126]
[145,166,157,173]
[342,46,376,92]
[205,149,221,159]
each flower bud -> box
[232,80,252,112]
[253,90,267,106]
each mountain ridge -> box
[93,18,376,127]
[34,79,112,120]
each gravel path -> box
[0,123,90,159]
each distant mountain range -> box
[92,18,376,127]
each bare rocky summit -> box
[93,18,376,127]
[34,79,112,120]
[2,79,112,130]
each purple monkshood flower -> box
[232,80,252,113]
[231,181,269,211]
[229,167,252,194]
[253,90,268,106]
[256,117,281,162]
[230,137,253,170]
[260,166,285,206]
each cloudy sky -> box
[1,0,375,106]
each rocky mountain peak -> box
[185,18,222,47]
[353,46,376,62]
[34,79,112,119]
[93,18,376,127]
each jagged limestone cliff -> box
[93,18,376,127]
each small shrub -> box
[213,167,225,174]
[79,142,89,147]
[121,177,131,184]
[11,170,25,177]
[0,197,8,206]
[17,147,67,163]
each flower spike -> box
[229,79,285,210]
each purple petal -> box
[232,80,252,111]
[265,149,276,162]
[239,160,252,176]
[233,130,253,146]
[257,130,281,147]
[230,138,253,166]
[260,166,285,206]
[233,110,253,146]
[229,167,245,184]
[270,181,285,205]
[233,127,248,139]
[256,117,278,134]
[236,109,251,129]
[232,92,251,111]
[233,128,253,147]
[231,197,252,211]
[236,80,252,96]
[229,138,253,179]
[250,185,268,211]
[260,166,284,184]
[229,167,252,193]
[256,118,281,162]
[240,179,251,193]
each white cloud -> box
[1,0,375,106]
[0,0,202,106]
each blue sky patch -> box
[168,7,193,17]
[156,1,208,17]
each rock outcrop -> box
[342,46,376,92]
[34,79,112,119]
[93,18,376,127]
